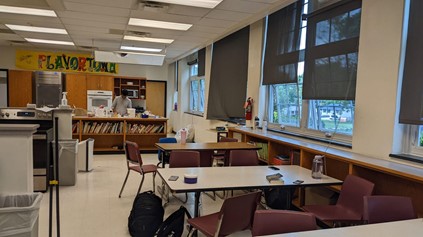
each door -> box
[8,70,33,107]
[146,81,166,117]
[65,73,87,109]
[0,70,7,107]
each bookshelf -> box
[114,76,147,100]
[72,117,167,152]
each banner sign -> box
[16,50,118,74]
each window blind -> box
[302,0,361,100]
[207,26,250,120]
[399,0,423,125]
[198,48,205,77]
[262,1,304,85]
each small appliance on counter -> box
[87,90,113,113]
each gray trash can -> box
[77,138,94,172]
[53,139,78,186]
[0,193,42,237]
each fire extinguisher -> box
[244,97,253,120]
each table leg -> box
[191,191,201,237]
[286,187,293,210]
[161,150,165,168]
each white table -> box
[261,218,423,237]
[157,165,342,218]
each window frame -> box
[188,63,205,116]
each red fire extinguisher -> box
[244,97,253,120]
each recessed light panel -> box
[25,38,74,46]
[152,0,223,8]
[6,24,67,34]
[124,35,174,44]
[129,18,192,31]
[0,5,57,17]
[121,46,163,52]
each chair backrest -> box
[169,151,200,168]
[336,175,375,218]
[251,210,317,236]
[125,141,142,165]
[217,191,261,236]
[158,137,177,158]
[229,150,259,166]
[363,195,417,224]
[219,137,238,142]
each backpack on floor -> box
[264,188,294,210]
[155,206,192,237]
[128,191,164,237]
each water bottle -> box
[180,129,187,145]
[312,155,324,179]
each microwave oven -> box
[126,89,138,99]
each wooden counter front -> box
[72,116,167,152]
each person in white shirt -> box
[112,89,132,116]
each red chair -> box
[187,191,261,237]
[118,141,157,198]
[229,149,259,166]
[363,195,417,224]
[252,210,317,236]
[302,174,375,226]
[168,150,200,203]
[212,137,239,167]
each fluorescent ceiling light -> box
[129,18,192,31]
[121,46,162,52]
[6,24,67,34]
[25,38,74,46]
[151,0,223,8]
[0,5,57,17]
[123,35,174,44]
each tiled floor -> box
[38,153,252,237]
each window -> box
[189,64,205,114]
[265,0,360,143]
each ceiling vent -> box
[7,40,29,46]
[79,46,99,50]
[127,31,151,37]
[139,1,169,12]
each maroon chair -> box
[229,149,259,166]
[302,174,375,226]
[363,195,417,224]
[118,141,157,198]
[187,191,261,237]
[252,210,317,236]
[168,150,200,203]
[212,137,239,167]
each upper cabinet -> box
[65,73,87,109]
[86,75,114,92]
[114,76,147,100]
[8,70,33,107]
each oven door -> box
[87,95,113,112]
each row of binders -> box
[127,124,165,134]
[82,122,124,134]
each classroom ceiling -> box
[0,0,294,63]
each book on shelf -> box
[72,122,79,133]
[266,173,284,184]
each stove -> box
[0,108,54,192]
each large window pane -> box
[199,79,205,112]
[190,80,199,111]
[307,100,354,135]
[269,79,303,127]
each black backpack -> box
[128,191,164,237]
[264,188,294,209]
[155,206,192,237]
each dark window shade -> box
[399,0,423,125]
[198,48,205,76]
[207,26,250,120]
[262,1,304,85]
[303,0,361,100]
[175,60,179,92]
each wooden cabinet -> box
[114,76,146,100]
[8,70,33,107]
[65,73,87,109]
[72,117,167,152]
[86,75,114,91]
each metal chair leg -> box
[152,172,157,193]
[137,174,145,195]
[118,170,130,198]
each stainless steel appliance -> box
[35,71,62,108]
[0,108,53,192]
[126,89,138,99]
[87,90,113,112]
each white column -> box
[0,124,39,193]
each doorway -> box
[146,80,167,117]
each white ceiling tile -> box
[166,5,211,17]
[217,0,269,14]
[189,25,226,34]
[196,17,236,28]
[206,9,252,21]
[129,10,200,24]
[63,2,131,17]
[0,0,50,8]
[0,33,24,40]
[56,11,129,24]
[65,25,110,34]
[63,0,135,9]
[60,18,125,29]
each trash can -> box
[0,193,42,237]
[53,139,78,186]
[77,138,94,172]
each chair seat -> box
[302,205,361,221]
[187,213,220,237]
[141,164,158,173]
